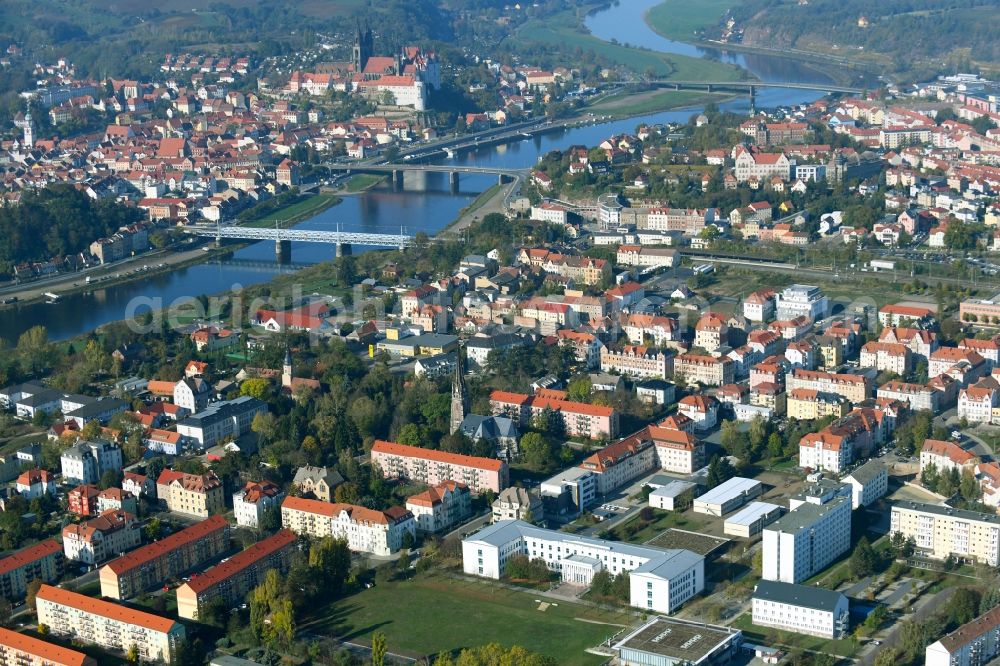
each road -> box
[858,586,958,665]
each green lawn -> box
[241,193,341,228]
[646,0,737,42]
[516,11,742,81]
[301,573,633,664]
[608,508,716,544]
[731,613,859,658]
[344,174,386,192]
[589,89,729,117]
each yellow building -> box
[891,501,1000,566]
[786,389,851,421]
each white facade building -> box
[762,495,851,583]
[281,496,416,556]
[752,580,849,639]
[774,284,829,321]
[232,480,284,528]
[60,440,123,486]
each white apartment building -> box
[462,520,704,614]
[61,510,141,565]
[60,440,123,486]
[774,284,829,322]
[232,480,284,528]
[405,480,471,533]
[36,584,186,663]
[762,495,851,583]
[752,580,849,639]
[891,501,1000,566]
[959,385,998,424]
[842,460,888,509]
[743,289,776,322]
[877,380,940,412]
[860,342,911,375]
[926,606,1000,666]
[920,438,978,474]
[176,396,267,449]
[281,496,416,556]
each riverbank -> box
[240,192,341,229]
[437,183,508,238]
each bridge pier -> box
[498,174,506,186]
[749,85,757,116]
[706,84,713,93]
[393,170,404,187]
[275,239,291,264]
[336,242,352,258]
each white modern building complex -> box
[462,521,704,614]
[693,477,762,517]
[752,580,849,639]
[762,492,851,584]
[774,284,829,321]
[176,396,267,449]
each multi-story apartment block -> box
[929,347,989,387]
[62,510,141,565]
[734,148,791,183]
[860,342,912,375]
[156,470,225,518]
[60,440,123,486]
[880,326,937,362]
[649,425,704,474]
[463,521,704,614]
[799,408,888,473]
[281,497,416,556]
[694,313,728,352]
[99,515,230,600]
[176,396,267,449]
[491,487,543,523]
[920,438,978,474]
[176,529,297,620]
[233,480,284,528]
[752,581,849,639]
[891,501,1000,566]
[96,488,138,516]
[578,436,658,496]
[926,605,1000,666]
[743,289,776,322]
[0,540,64,601]
[15,468,57,499]
[959,382,999,424]
[0,627,97,666]
[842,460,888,509]
[878,304,936,328]
[36,585,186,663]
[405,480,472,533]
[674,354,735,387]
[490,390,619,440]
[787,368,871,404]
[67,484,100,517]
[786,389,850,421]
[621,314,682,347]
[877,380,941,412]
[599,346,672,380]
[762,495,851,583]
[960,337,1000,369]
[371,439,509,494]
[774,284,828,321]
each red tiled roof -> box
[0,627,94,666]
[281,496,413,525]
[102,515,229,575]
[182,529,295,594]
[0,540,61,577]
[37,585,179,632]
[371,439,505,472]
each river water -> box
[0,0,842,343]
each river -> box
[0,0,844,343]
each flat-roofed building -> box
[926,605,1000,666]
[612,616,742,666]
[35,584,186,663]
[370,439,509,493]
[176,529,297,620]
[693,477,762,517]
[891,501,1000,566]
[752,580,849,639]
[0,540,63,601]
[724,502,784,538]
[281,496,415,556]
[463,521,704,614]
[648,481,697,511]
[99,515,230,600]
[0,627,97,666]
[763,496,851,583]
[842,460,888,509]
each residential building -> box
[648,425,704,474]
[929,347,989,386]
[891,501,1000,566]
[752,580,849,639]
[176,396,267,448]
[693,477,763,517]
[280,496,415,556]
[578,436,658,496]
[673,354,735,387]
[371,439,509,494]
[786,389,850,421]
[492,487,543,523]
[462,521,704,614]
[959,383,999,424]
[156,470,225,517]
[677,395,719,430]
[176,530,297,620]
[36,584,186,664]
[62,510,141,565]
[60,440,123,486]
[842,460,888,509]
[0,627,97,666]
[99,515,230,600]
[877,380,941,412]
[860,341,912,375]
[694,313,729,352]
[173,377,210,413]
[489,390,619,440]
[744,289,776,322]
[787,368,870,404]
[233,480,284,528]
[879,303,936,328]
[68,484,101,517]
[599,346,672,380]
[762,495,851,583]
[774,284,828,321]
[0,540,64,601]
[920,438,978,474]
[926,605,1000,666]
[406,480,471,533]
[97,488,138,516]
[291,465,343,502]
[621,314,682,347]
[15,468,57,499]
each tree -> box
[767,432,784,459]
[251,412,278,444]
[143,518,163,542]
[567,376,592,402]
[960,468,981,503]
[922,461,939,492]
[849,536,878,579]
[706,454,735,488]
[25,579,42,611]
[520,432,555,471]
[0,596,10,626]
[309,537,352,594]
[371,630,387,666]
[126,643,139,663]
[98,468,122,490]
[240,378,272,401]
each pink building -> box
[370,440,509,494]
[489,390,619,440]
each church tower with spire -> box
[282,347,293,389]
[352,22,374,73]
[449,353,468,435]
[22,112,34,150]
